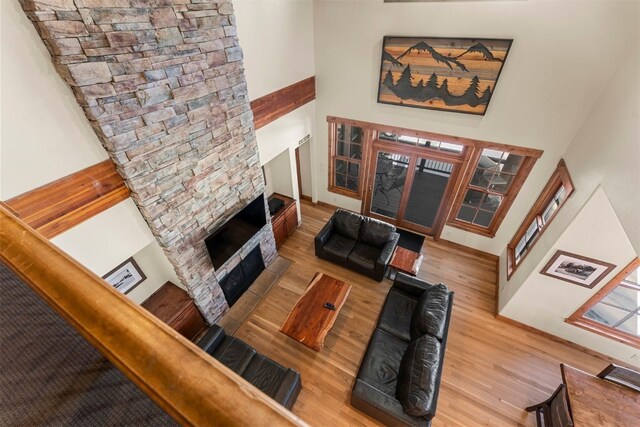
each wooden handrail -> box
[0,205,307,427]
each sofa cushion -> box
[357,328,409,396]
[348,241,380,271]
[377,288,417,342]
[212,337,256,375]
[359,217,396,247]
[410,284,450,341]
[333,209,363,240]
[396,335,441,417]
[242,354,287,399]
[323,234,357,260]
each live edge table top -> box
[280,273,351,352]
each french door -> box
[362,142,461,237]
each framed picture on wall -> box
[102,257,146,294]
[540,250,615,289]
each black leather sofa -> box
[197,325,302,409]
[315,209,400,281]
[351,273,454,426]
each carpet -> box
[396,228,426,253]
[0,261,177,426]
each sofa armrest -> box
[273,369,302,410]
[314,219,334,253]
[393,272,435,298]
[351,379,429,427]
[196,324,226,354]
[374,232,400,281]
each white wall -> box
[501,188,640,367]
[234,0,315,100]
[234,0,318,211]
[312,0,640,254]
[264,148,294,198]
[0,0,108,199]
[502,37,640,306]
[127,241,181,304]
[1,2,180,301]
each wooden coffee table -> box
[280,273,351,351]
[389,246,423,279]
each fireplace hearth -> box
[219,245,265,307]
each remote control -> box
[323,302,336,310]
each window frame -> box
[566,257,640,348]
[506,160,575,279]
[447,144,541,238]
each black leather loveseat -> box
[315,209,400,281]
[197,325,302,409]
[351,273,454,426]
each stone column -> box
[19,0,277,323]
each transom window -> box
[507,160,574,278]
[567,258,640,347]
[377,132,464,154]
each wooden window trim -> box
[506,160,575,279]
[447,148,539,238]
[566,258,640,348]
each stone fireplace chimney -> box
[19,0,277,323]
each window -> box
[378,132,465,155]
[507,160,574,278]
[328,122,366,197]
[449,147,539,237]
[567,258,640,348]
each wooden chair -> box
[525,384,573,427]
[597,364,640,392]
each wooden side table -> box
[142,281,206,341]
[388,246,423,280]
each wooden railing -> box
[0,205,307,427]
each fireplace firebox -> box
[218,245,265,307]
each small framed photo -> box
[540,250,615,289]
[102,257,146,294]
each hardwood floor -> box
[233,201,621,426]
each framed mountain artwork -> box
[377,36,513,115]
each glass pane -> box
[378,132,396,142]
[501,153,524,174]
[525,220,539,241]
[471,167,492,188]
[456,205,476,223]
[555,186,567,204]
[337,140,347,157]
[350,143,362,160]
[481,149,504,164]
[337,124,345,142]
[403,157,453,229]
[480,194,502,213]
[601,286,640,312]
[350,126,363,143]
[489,173,514,193]
[335,173,346,188]
[462,189,484,208]
[584,303,629,327]
[473,210,494,227]
[398,135,419,145]
[515,235,527,262]
[417,138,429,146]
[616,315,640,336]
[335,159,347,174]
[371,152,410,219]
[542,199,559,224]
[347,176,358,191]
[440,142,464,153]
[348,162,359,177]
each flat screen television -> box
[205,194,267,270]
